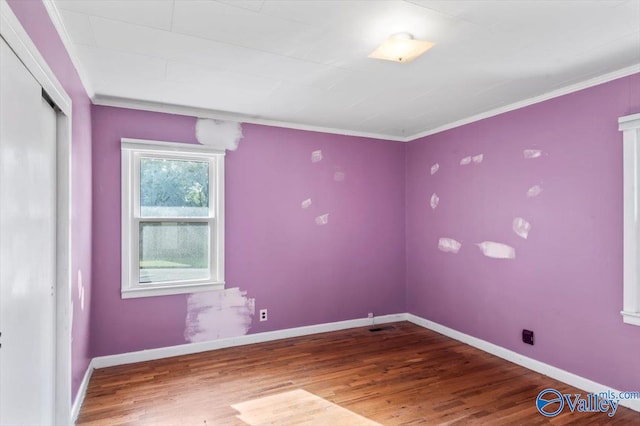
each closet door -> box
[0,37,57,424]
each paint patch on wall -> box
[77,269,82,299]
[301,198,312,209]
[438,237,461,253]
[476,241,516,259]
[311,150,323,163]
[527,185,543,198]
[195,118,242,151]
[523,149,542,159]
[461,154,483,165]
[184,287,255,343]
[430,193,439,209]
[334,171,345,182]
[78,269,85,311]
[315,213,329,225]
[512,217,531,239]
[430,163,439,175]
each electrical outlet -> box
[367,312,374,319]
[259,309,268,322]
[522,329,534,345]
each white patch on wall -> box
[430,163,439,175]
[77,269,82,299]
[184,287,255,343]
[77,269,85,311]
[527,185,543,198]
[195,118,242,151]
[476,241,516,259]
[315,213,329,225]
[333,171,345,182]
[438,237,461,254]
[430,193,439,210]
[460,154,483,166]
[523,149,542,159]
[512,217,531,239]
[301,198,312,209]
[311,150,323,163]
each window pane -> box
[139,222,209,284]
[140,157,209,217]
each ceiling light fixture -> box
[368,32,435,63]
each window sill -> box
[621,311,640,326]
[122,281,225,299]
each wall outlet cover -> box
[522,329,534,345]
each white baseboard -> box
[91,313,406,369]
[73,312,638,420]
[71,359,94,424]
[407,314,640,412]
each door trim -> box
[0,2,72,424]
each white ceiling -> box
[51,0,640,140]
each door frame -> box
[0,2,72,424]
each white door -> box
[0,37,57,424]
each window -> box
[121,138,225,298]
[620,113,640,326]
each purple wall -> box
[9,0,640,401]
[91,106,406,356]
[7,0,93,401]
[406,73,640,392]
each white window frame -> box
[620,113,640,326]
[121,138,225,298]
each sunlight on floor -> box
[231,389,381,426]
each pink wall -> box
[406,73,640,392]
[91,105,406,356]
[7,0,93,401]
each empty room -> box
[1,0,639,424]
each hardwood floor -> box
[77,322,640,425]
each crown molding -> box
[42,0,95,98]
[408,64,640,141]
[92,94,407,142]
[92,65,640,143]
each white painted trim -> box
[621,311,640,326]
[41,0,94,98]
[95,67,640,143]
[91,313,406,369]
[620,113,640,326]
[0,2,73,424]
[121,139,226,299]
[71,361,94,425]
[122,138,225,154]
[409,65,640,141]
[407,314,640,412]
[619,113,640,131]
[0,0,71,115]
[55,109,73,426]
[93,94,408,142]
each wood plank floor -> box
[77,322,640,425]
